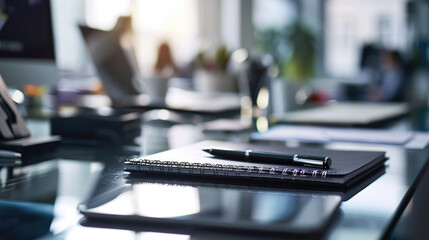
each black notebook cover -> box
[124,140,387,189]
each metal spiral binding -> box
[125,159,332,178]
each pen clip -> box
[293,154,331,169]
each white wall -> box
[51,0,88,72]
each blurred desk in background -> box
[273,102,410,128]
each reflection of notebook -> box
[273,102,410,127]
[124,140,387,189]
[79,24,241,115]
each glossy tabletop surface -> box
[1,114,429,240]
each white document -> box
[251,125,429,149]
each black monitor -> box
[0,0,58,89]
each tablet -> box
[79,184,341,237]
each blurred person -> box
[369,50,405,102]
[341,44,381,101]
[154,41,177,77]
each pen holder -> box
[237,59,272,132]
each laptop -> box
[79,23,241,116]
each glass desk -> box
[0,117,428,240]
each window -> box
[325,0,408,78]
[86,0,198,75]
[253,0,296,30]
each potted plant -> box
[193,45,236,93]
[255,22,316,111]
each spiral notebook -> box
[124,140,387,189]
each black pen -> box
[203,148,332,169]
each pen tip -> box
[325,157,332,168]
[202,148,211,153]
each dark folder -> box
[124,140,387,189]
[79,184,342,238]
